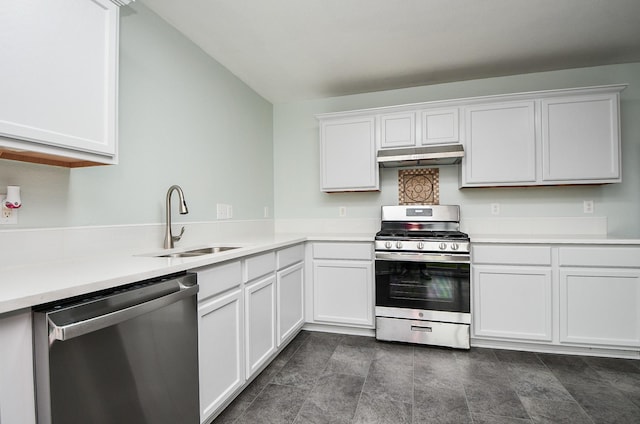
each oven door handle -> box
[375,251,470,263]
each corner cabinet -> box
[0,0,125,167]
[318,116,379,192]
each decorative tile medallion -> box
[398,168,439,205]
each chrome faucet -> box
[164,185,189,249]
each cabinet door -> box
[245,275,276,378]
[420,108,459,145]
[319,116,379,192]
[379,112,415,148]
[198,289,244,422]
[0,311,36,424]
[462,101,536,186]
[312,260,374,327]
[473,265,553,342]
[542,93,620,183]
[0,0,118,162]
[277,262,304,346]
[559,269,640,348]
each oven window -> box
[376,260,470,313]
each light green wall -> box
[273,63,640,235]
[0,2,273,228]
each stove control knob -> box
[439,242,447,250]
[451,243,459,251]
[395,241,403,249]
[385,241,392,249]
[417,242,425,250]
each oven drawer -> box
[376,316,470,349]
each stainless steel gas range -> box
[374,205,471,349]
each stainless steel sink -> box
[156,246,240,258]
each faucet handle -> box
[172,226,185,242]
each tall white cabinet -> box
[0,0,124,167]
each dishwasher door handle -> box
[48,284,198,342]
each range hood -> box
[377,144,464,168]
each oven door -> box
[375,252,470,315]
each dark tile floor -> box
[212,331,640,424]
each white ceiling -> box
[141,0,640,103]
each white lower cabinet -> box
[559,269,640,348]
[309,242,374,328]
[245,275,277,378]
[0,310,36,424]
[473,265,552,342]
[473,243,640,356]
[277,262,304,346]
[195,261,244,423]
[198,289,244,421]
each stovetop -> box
[375,229,469,241]
[376,205,469,254]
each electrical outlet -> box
[216,203,226,219]
[583,200,594,214]
[264,206,269,218]
[0,195,18,224]
[491,203,500,215]
[217,203,232,220]
[339,206,347,217]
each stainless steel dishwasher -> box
[33,272,199,424]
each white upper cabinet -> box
[379,108,460,149]
[542,92,620,183]
[462,101,537,186]
[319,116,379,192]
[460,85,625,187]
[318,84,624,191]
[0,0,121,167]
[380,112,416,148]
[420,108,460,145]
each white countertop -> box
[5,228,639,316]
[470,234,640,245]
[0,233,376,315]
[0,236,302,315]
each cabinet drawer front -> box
[559,247,640,268]
[313,242,372,260]
[472,245,551,266]
[277,244,304,269]
[197,261,242,300]
[244,252,276,281]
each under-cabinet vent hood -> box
[377,144,464,167]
